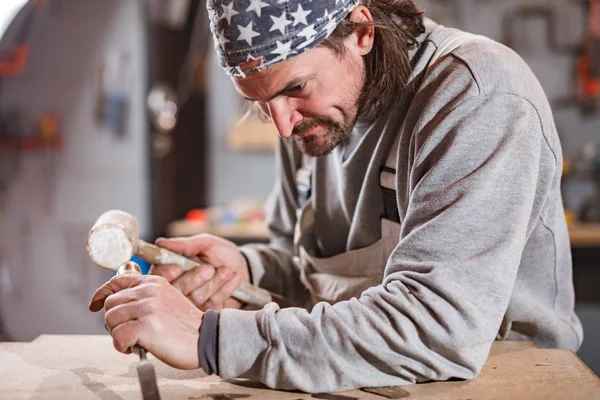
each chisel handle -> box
[135,240,295,309]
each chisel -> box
[117,261,161,400]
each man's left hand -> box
[89,274,204,370]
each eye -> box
[288,83,306,93]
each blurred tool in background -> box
[168,199,269,244]
[577,0,600,114]
[95,50,132,138]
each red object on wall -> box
[0,0,49,77]
[0,135,63,152]
[0,44,29,77]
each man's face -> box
[232,44,366,157]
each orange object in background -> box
[38,112,59,145]
[565,210,577,227]
[185,209,208,224]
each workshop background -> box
[0,0,598,375]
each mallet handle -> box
[136,240,294,308]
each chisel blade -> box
[136,347,161,400]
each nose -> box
[268,98,303,138]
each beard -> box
[292,116,353,158]
[292,87,365,158]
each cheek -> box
[297,97,330,118]
[300,87,356,123]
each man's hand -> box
[150,234,251,311]
[89,274,203,370]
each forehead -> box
[232,46,334,97]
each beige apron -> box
[292,31,478,305]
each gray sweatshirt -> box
[200,20,583,392]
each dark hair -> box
[321,0,425,121]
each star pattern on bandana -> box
[246,0,270,17]
[216,29,230,48]
[208,0,360,77]
[291,4,311,26]
[220,1,238,24]
[271,40,294,62]
[270,11,291,34]
[237,21,261,45]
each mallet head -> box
[87,209,140,271]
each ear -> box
[347,5,375,56]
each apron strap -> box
[296,154,313,208]
[380,133,401,223]
[379,30,481,222]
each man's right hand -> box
[150,234,251,311]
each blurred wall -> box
[0,0,149,341]
[206,53,276,206]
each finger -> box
[105,299,153,333]
[149,264,184,283]
[89,274,149,312]
[104,281,160,312]
[204,273,242,311]
[223,298,243,309]
[187,267,233,309]
[111,320,143,354]
[155,234,219,259]
[171,265,216,296]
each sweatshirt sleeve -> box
[217,93,556,393]
[239,138,311,307]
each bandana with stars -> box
[206,0,360,77]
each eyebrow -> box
[243,80,304,102]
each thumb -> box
[88,274,145,313]
[155,234,218,259]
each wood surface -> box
[0,335,598,399]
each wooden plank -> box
[0,335,598,399]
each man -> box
[89,0,583,393]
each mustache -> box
[292,117,338,136]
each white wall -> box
[206,47,277,206]
[0,0,149,341]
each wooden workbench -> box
[0,335,598,399]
